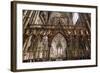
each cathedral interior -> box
[22,10,91,62]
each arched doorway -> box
[50,33,67,61]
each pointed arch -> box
[50,33,67,60]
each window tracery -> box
[22,10,91,62]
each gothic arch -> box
[50,33,67,60]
